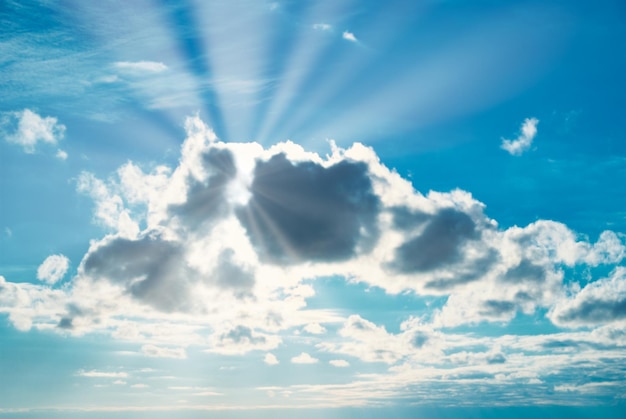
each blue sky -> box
[1,0,626,417]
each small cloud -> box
[501,117,539,156]
[291,352,318,364]
[4,228,12,238]
[77,370,128,378]
[131,383,149,389]
[114,61,168,73]
[141,344,187,359]
[342,31,357,42]
[264,353,279,365]
[2,109,66,154]
[313,23,332,31]
[113,380,126,385]
[37,254,70,284]
[303,323,326,335]
[329,359,350,368]
[56,149,68,160]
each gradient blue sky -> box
[1,0,626,417]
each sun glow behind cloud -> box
[2,0,626,415]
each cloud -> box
[77,370,128,378]
[303,323,326,334]
[313,23,332,31]
[550,267,626,327]
[389,208,480,273]
[329,359,350,367]
[342,31,357,42]
[291,352,319,364]
[37,254,70,284]
[501,118,539,156]
[114,61,168,73]
[1,109,66,154]
[264,353,279,365]
[236,152,380,264]
[141,344,187,359]
[1,114,625,374]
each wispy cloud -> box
[501,117,539,156]
[77,370,128,378]
[313,23,332,31]
[141,344,187,359]
[114,61,168,73]
[342,31,358,42]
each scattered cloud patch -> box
[501,117,539,156]
[114,61,168,73]
[1,109,66,155]
[291,352,319,364]
[313,23,332,31]
[303,323,326,334]
[37,254,70,284]
[264,353,279,365]
[342,31,357,42]
[329,359,350,367]
[141,344,187,359]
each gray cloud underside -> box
[236,153,380,264]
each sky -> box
[1,0,626,417]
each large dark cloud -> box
[390,208,479,273]
[502,260,546,283]
[555,298,626,325]
[169,148,237,229]
[236,153,380,264]
[82,234,193,312]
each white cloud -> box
[77,370,128,378]
[56,149,68,160]
[329,359,350,367]
[264,353,279,365]
[342,31,357,42]
[1,113,625,403]
[313,23,332,31]
[37,254,70,284]
[2,109,66,154]
[291,352,319,364]
[114,61,168,73]
[501,117,539,156]
[131,383,149,389]
[303,322,326,335]
[141,344,187,359]
[549,267,626,328]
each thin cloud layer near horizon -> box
[1,0,626,418]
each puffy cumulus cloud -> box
[37,254,70,284]
[1,109,66,155]
[329,359,350,367]
[342,31,357,42]
[264,353,279,365]
[291,352,319,364]
[550,268,626,328]
[1,114,625,361]
[501,117,538,156]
